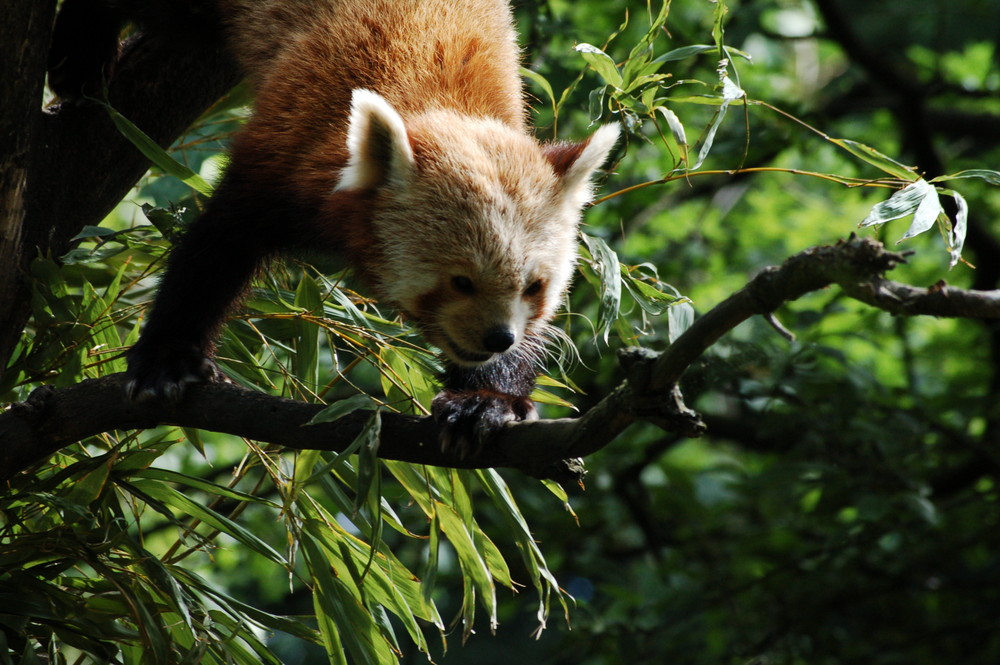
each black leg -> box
[125,175,309,401]
[432,347,540,455]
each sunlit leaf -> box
[829,138,917,180]
[102,102,214,196]
[575,43,623,89]
[580,234,623,343]
[520,67,555,109]
[653,44,753,64]
[859,179,939,234]
[657,106,688,149]
[898,185,943,242]
[668,300,696,344]
[721,75,745,101]
[947,189,969,268]
[931,169,1000,186]
[435,502,497,631]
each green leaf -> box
[652,44,751,64]
[435,501,497,631]
[379,345,436,410]
[520,67,556,109]
[174,567,319,642]
[621,265,688,316]
[132,468,277,506]
[293,275,323,388]
[580,233,623,343]
[828,138,918,180]
[575,43,623,89]
[899,184,944,242]
[69,225,118,242]
[476,469,569,628]
[102,102,214,196]
[127,479,289,567]
[946,189,969,268]
[930,169,1000,186]
[63,462,110,506]
[860,179,934,228]
[353,410,382,516]
[657,106,688,155]
[307,393,375,425]
[668,300,696,344]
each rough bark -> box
[0,9,241,384]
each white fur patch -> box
[336,89,415,191]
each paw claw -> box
[124,342,225,403]
[432,390,535,457]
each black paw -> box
[431,390,537,457]
[124,340,228,403]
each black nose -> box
[483,326,516,353]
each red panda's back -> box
[218,0,526,207]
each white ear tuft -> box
[336,89,415,191]
[565,123,620,189]
[543,123,620,206]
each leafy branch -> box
[5,236,998,484]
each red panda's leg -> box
[125,179,308,401]
[431,350,539,455]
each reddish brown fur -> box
[217,0,527,275]
[123,0,619,437]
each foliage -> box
[4,0,1000,664]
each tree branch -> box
[4,237,998,484]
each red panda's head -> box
[335,89,619,367]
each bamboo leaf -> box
[520,67,556,109]
[580,233,623,343]
[575,43,623,89]
[668,300,696,344]
[860,179,933,228]
[657,106,688,148]
[307,393,375,426]
[947,189,969,268]
[435,502,497,630]
[127,479,289,566]
[652,44,753,64]
[132,468,277,506]
[293,275,323,387]
[102,102,214,196]
[829,138,918,180]
[930,169,1000,186]
[899,185,943,241]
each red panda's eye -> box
[452,275,475,295]
[523,280,543,297]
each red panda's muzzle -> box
[443,339,495,365]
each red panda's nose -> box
[483,326,516,353]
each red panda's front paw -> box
[124,341,228,403]
[431,390,538,457]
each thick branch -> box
[4,237,998,483]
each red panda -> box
[55,0,619,453]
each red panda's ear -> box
[336,89,415,191]
[544,124,620,204]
